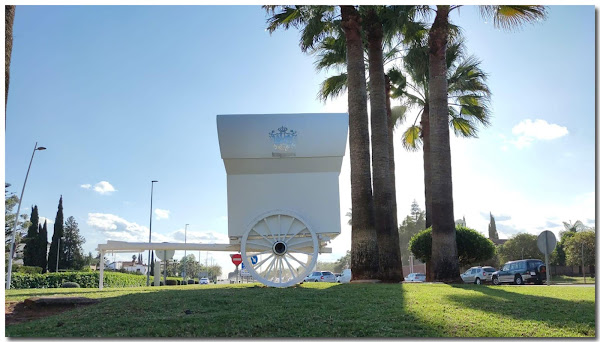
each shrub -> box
[61,282,80,288]
[187,280,194,284]
[165,279,177,286]
[409,226,496,266]
[13,265,43,274]
[9,271,148,289]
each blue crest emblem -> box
[269,126,297,156]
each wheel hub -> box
[273,241,287,256]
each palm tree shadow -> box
[447,285,594,334]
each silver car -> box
[460,266,496,284]
[304,271,336,282]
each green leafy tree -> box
[496,233,544,264]
[178,254,200,278]
[63,216,86,270]
[488,213,499,240]
[409,225,495,267]
[23,205,39,266]
[5,183,29,248]
[5,5,16,112]
[334,250,351,272]
[47,196,65,272]
[563,231,595,268]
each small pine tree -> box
[63,216,85,270]
[48,196,65,272]
[149,253,155,276]
[23,206,39,266]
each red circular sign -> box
[231,253,242,266]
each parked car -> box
[304,271,336,282]
[404,273,426,282]
[336,269,351,283]
[460,266,497,284]
[199,277,210,285]
[492,259,546,285]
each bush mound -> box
[187,280,194,284]
[165,279,177,286]
[61,282,80,288]
[9,271,148,289]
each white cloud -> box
[154,209,170,220]
[510,119,568,149]
[87,213,170,242]
[39,216,54,226]
[93,181,116,194]
[80,184,91,189]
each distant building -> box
[490,238,508,246]
[107,261,147,275]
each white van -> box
[337,269,351,283]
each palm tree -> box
[5,5,16,119]
[425,5,547,282]
[265,5,380,279]
[390,38,491,231]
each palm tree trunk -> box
[428,5,461,283]
[341,5,379,280]
[5,5,15,118]
[365,8,402,282]
[421,103,432,230]
[385,75,398,240]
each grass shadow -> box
[447,285,594,335]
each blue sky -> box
[4,5,595,275]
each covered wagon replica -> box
[97,113,348,288]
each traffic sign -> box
[240,269,250,277]
[155,250,175,261]
[251,255,258,264]
[241,262,246,269]
[231,253,242,266]
[537,230,557,254]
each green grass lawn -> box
[5,283,595,338]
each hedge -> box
[9,271,148,289]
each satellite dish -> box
[155,249,175,261]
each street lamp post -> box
[183,223,188,284]
[146,180,158,286]
[6,142,46,290]
[56,237,63,272]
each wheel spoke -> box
[287,252,307,268]
[278,257,283,283]
[277,214,282,242]
[282,217,296,240]
[246,240,272,250]
[262,218,275,240]
[252,227,275,245]
[262,257,276,279]
[254,253,274,269]
[285,226,308,244]
[283,255,297,279]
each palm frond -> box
[318,73,348,102]
[391,105,408,127]
[479,5,548,31]
[387,67,407,99]
[449,116,477,138]
[402,124,423,151]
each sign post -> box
[537,230,557,285]
[231,253,242,283]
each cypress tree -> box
[48,196,64,272]
[149,254,154,276]
[488,212,499,240]
[38,220,48,272]
[23,205,39,266]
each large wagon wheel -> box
[241,210,319,287]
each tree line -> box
[264,5,547,283]
[5,186,87,273]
